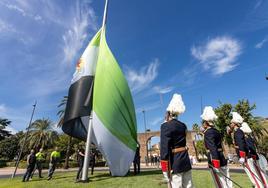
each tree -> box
[195,140,207,158]
[0,118,11,140]
[192,123,201,161]
[57,96,73,169]
[0,131,24,160]
[28,118,58,150]
[214,103,233,145]
[234,100,267,139]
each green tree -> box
[0,118,11,140]
[234,100,267,139]
[28,118,58,150]
[214,103,233,145]
[195,140,207,157]
[57,96,73,169]
[0,131,24,160]
[192,123,201,161]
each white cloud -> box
[0,19,16,33]
[136,102,161,114]
[126,58,160,93]
[153,86,173,94]
[0,104,7,115]
[150,117,164,127]
[255,36,268,49]
[62,2,97,64]
[191,36,242,75]
[0,1,43,22]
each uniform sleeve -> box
[246,137,258,160]
[160,124,171,172]
[234,130,248,158]
[204,132,220,168]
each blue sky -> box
[0,0,268,135]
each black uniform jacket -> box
[204,127,227,167]
[245,134,259,160]
[160,119,192,174]
[234,128,249,158]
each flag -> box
[92,27,137,176]
[62,30,101,140]
[63,27,137,176]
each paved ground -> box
[0,162,248,179]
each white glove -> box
[162,172,170,182]
[239,157,245,164]
[213,167,220,173]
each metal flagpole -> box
[81,0,109,182]
[11,101,37,178]
[81,114,93,182]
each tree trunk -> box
[64,136,72,169]
[192,140,200,162]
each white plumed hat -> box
[231,112,244,124]
[166,93,185,115]
[240,122,252,134]
[201,106,218,122]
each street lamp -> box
[142,109,148,166]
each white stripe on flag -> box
[92,111,135,176]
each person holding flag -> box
[228,112,264,188]
[201,106,232,188]
[240,122,268,187]
[160,93,194,188]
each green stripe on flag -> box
[89,29,101,47]
[93,28,137,151]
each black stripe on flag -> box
[62,76,93,141]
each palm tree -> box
[28,118,58,150]
[192,123,201,161]
[0,118,11,140]
[57,96,72,169]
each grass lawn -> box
[0,170,252,188]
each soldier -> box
[228,112,264,188]
[160,93,194,188]
[241,122,268,187]
[201,106,232,188]
[47,147,61,180]
[76,148,85,182]
[22,149,36,182]
[133,144,141,175]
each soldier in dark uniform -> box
[228,112,264,188]
[76,148,85,182]
[241,122,268,187]
[201,106,232,188]
[160,94,194,188]
[133,144,140,175]
[22,149,36,182]
[90,149,96,175]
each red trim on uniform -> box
[160,160,168,172]
[253,162,267,187]
[252,155,257,160]
[245,162,261,188]
[212,159,220,168]
[239,151,246,158]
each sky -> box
[0,0,268,135]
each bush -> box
[0,159,7,168]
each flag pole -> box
[11,101,37,178]
[81,0,109,182]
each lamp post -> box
[142,109,149,166]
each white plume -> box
[166,93,185,115]
[231,112,244,124]
[240,122,252,134]
[201,106,218,122]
